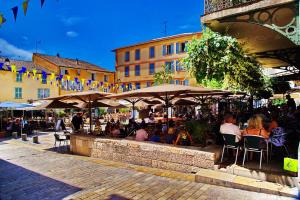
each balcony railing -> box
[204,0,262,14]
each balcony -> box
[204,0,262,14]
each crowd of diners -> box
[2,95,299,157]
[219,95,300,158]
[70,111,194,146]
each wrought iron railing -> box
[204,0,262,14]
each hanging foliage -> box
[183,28,272,97]
[154,65,174,85]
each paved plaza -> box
[0,134,295,200]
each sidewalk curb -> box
[195,168,298,198]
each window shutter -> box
[170,44,174,54]
[162,45,166,56]
[171,61,174,72]
[176,43,179,54]
[176,61,179,71]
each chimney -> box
[76,58,79,65]
[56,53,60,58]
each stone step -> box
[218,164,298,187]
[195,168,298,198]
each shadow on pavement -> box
[0,159,81,200]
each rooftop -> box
[0,57,53,74]
[112,32,202,51]
[34,53,113,73]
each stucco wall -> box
[0,71,59,103]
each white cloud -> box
[66,31,79,38]
[179,24,194,30]
[0,38,32,60]
[22,36,29,41]
[60,16,86,26]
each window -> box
[176,61,184,71]
[91,73,96,81]
[125,66,130,77]
[165,61,174,72]
[163,44,174,56]
[183,80,189,86]
[175,80,180,85]
[42,76,47,84]
[170,80,174,84]
[135,65,140,76]
[60,69,69,75]
[77,69,81,76]
[15,87,22,99]
[149,63,155,75]
[104,75,108,82]
[38,88,50,99]
[146,82,152,87]
[135,49,140,61]
[125,51,130,62]
[149,46,155,58]
[135,82,141,90]
[16,74,22,82]
[176,41,188,54]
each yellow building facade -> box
[33,54,115,95]
[0,58,59,103]
[114,32,202,91]
[0,54,115,103]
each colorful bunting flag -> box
[0,63,3,70]
[0,14,6,26]
[22,0,29,16]
[10,65,17,72]
[42,71,47,79]
[50,73,55,80]
[19,66,27,74]
[41,0,46,8]
[11,6,18,22]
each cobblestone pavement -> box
[0,136,295,200]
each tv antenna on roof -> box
[163,21,168,36]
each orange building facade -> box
[113,32,202,91]
[33,54,115,95]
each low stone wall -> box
[70,135,218,173]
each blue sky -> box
[0,0,204,70]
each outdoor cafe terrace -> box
[0,84,299,189]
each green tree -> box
[154,65,174,85]
[183,28,272,97]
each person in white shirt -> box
[220,113,241,142]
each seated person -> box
[268,114,279,132]
[135,124,148,142]
[150,130,161,143]
[175,127,193,146]
[148,114,155,123]
[220,113,241,142]
[242,115,270,139]
[165,123,176,144]
[111,124,121,138]
[105,122,112,136]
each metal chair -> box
[54,133,67,150]
[242,135,268,169]
[221,134,240,164]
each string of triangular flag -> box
[0,62,134,92]
[0,0,47,26]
